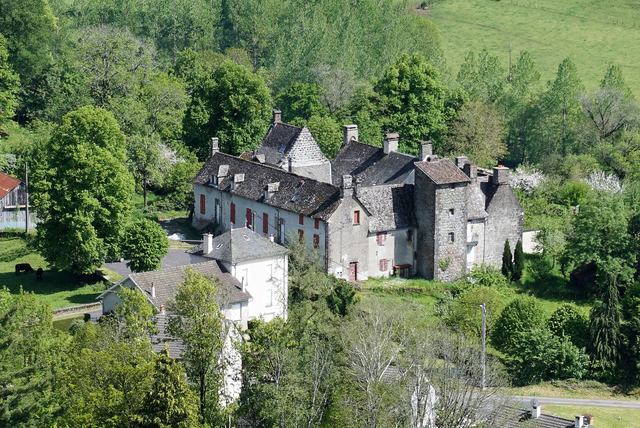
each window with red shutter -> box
[353,210,360,225]
[299,213,304,225]
[199,194,206,214]
[376,232,387,246]
[230,203,236,224]
[246,208,252,228]
[263,213,269,234]
[313,234,320,248]
[314,218,320,229]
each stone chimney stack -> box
[463,163,478,179]
[160,304,166,315]
[492,166,510,185]
[530,400,541,419]
[151,283,156,298]
[203,233,213,255]
[575,416,584,428]
[343,124,359,146]
[211,137,219,157]
[341,175,353,197]
[419,142,432,161]
[383,132,399,154]
[455,156,469,169]
[273,109,282,124]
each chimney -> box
[383,132,399,154]
[455,156,469,169]
[160,304,165,315]
[343,124,359,146]
[463,163,478,179]
[575,415,584,428]
[419,142,432,161]
[286,156,293,172]
[492,166,510,185]
[341,175,353,197]
[211,137,219,156]
[273,109,282,124]
[530,400,541,419]
[203,233,213,254]
[151,283,156,298]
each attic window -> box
[448,232,455,243]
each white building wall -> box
[193,183,327,258]
[466,219,487,270]
[366,228,416,278]
[229,255,288,321]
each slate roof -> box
[503,407,575,428]
[414,159,471,185]
[196,227,288,263]
[0,172,21,199]
[331,140,417,186]
[481,179,523,214]
[356,185,415,232]
[255,122,303,165]
[195,152,342,220]
[126,261,250,310]
[151,314,184,359]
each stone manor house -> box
[193,110,523,282]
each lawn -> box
[424,0,640,96]
[544,405,640,428]
[0,236,108,310]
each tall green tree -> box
[589,268,623,370]
[373,54,449,153]
[276,81,327,122]
[491,296,545,354]
[168,269,225,424]
[456,49,506,103]
[31,106,134,274]
[127,135,167,209]
[513,239,525,282]
[501,240,513,278]
[182,59,272,158]
[136,349,200,427]
[0,34,20,123]
[0,290,66,427]
[121,218,169,273]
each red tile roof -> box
[0,172,21,199]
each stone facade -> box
[193,121,523,282]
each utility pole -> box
[24,162,29,233]
[480,303,486,390]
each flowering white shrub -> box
[584,171,625,194]
[509,166,545,193]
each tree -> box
[31,106,134,273]
[373,54,449,153]
[491,296,546,354]
[513,239,525,282]
[445,101,506,167]
[0,34,20,123]
[506,327,588,385]
[127,135,168,209]
[444,286,505,338]
[183,59,272,158]
[108,286,157,341]
[589,270,623,370]
[0,290,65,426]
[161,158,202,211]
[136,349,200,427]
[456,49,506,103]
[548,304,588,349]
[276,82,327,122]
[121,218,169,273]
[168,268,225,424]
[501,240,513,279]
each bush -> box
[444,286,505,338]
[513,240,524,282]
[468,265,509,288]
[501,240,513,279]
[491,296,546,354]
[506,327,588,385]
[548,304,589,349]
[121,218,169,272]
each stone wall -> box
[484,184,524,266]
[288,128,332,183]
[414,172,436,278]
[432,183,468,281]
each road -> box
[512,395,640,409]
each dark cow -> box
[36,268,44,281]
[15,263,34,274]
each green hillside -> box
[427,0,640,95]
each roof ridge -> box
[129,260,219,280]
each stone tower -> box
[414,158,471,281]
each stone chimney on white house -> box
[203,233,213,255]
[341,175,353,197]
[273,109,282,124]
[211,137,219,157]
[419,142,433,161]
[343,124,358,146]
[383,132,399,154]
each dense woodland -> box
[2,0,640,426]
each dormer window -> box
[210,175,218,185]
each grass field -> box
[0,237,107,309]
[544,405,640,428]
[425,0,640,96]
